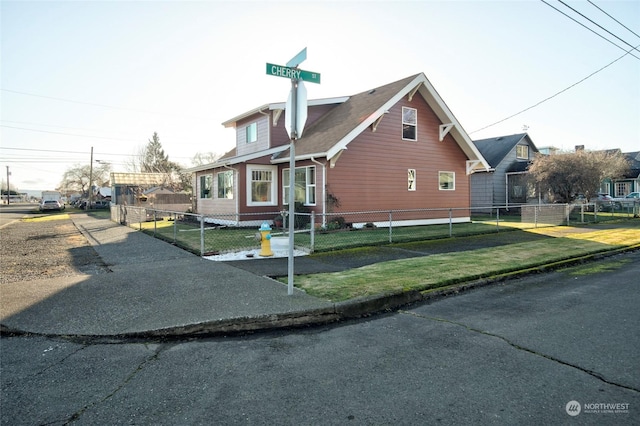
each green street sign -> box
[266,63,321,84]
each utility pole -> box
[88,147,93,210]
[6,166,10,205]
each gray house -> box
[471,133,539,208]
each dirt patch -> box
[0,218,111,284]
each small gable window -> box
[408,169,416,191]
[246,122,257,143]
[402,107,417,141]
[516,144,529,160]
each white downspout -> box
[310,157,326,228]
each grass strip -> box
[293,228,640,302]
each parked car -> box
[576,193,613,212]
[39,200,65,211]
[611,192,640,210]
[84,200,110,210]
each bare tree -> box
[528,149,629,203]
[59,163,111,196]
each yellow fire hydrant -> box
[258,222,273,257]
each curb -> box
[2,245,638,341]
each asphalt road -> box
[2,251,638,425]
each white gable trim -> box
[325,74,490,173]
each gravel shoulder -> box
[0,215,110,284]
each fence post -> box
[566,204,570,226]
[535,206,538,228]
[153,210,157,237]
[496,207,500,232]
[449,208,453,237]
[173,212,177,243]
[310,211,315,253]
[200,214,205,256]
[389,211,393,243]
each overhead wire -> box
[471,1,640,134]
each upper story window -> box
[402,107,417,141]
[516,144,529,160]
[199,174,212,199]
[217,170,234,199]
[246,122,257,143]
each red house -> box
[188,73,489,227]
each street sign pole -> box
[266,48,320,296]
[287,78,297,296]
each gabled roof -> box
[472,133,536,168]
[273,73,489,172]
[623,151,640,178]
[110,172,167,186]
[190,73,490,174]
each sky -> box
[1,0,639,192]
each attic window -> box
[402,107,417,141]
[516,145,529,160]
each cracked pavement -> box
[2,251,639,424]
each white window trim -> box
[516,144,529,160]
[217,170,234,199]
[246,165,277,206]
[246,122,257,143]
[283,166,316,206]
[408,169,416,191]
[438,171,456,191]
[402,106,417,141]
[199,174,213,199]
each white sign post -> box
[266,48,321,296]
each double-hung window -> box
[199,174,212,199]
[217,170,233,199]
[283,166,316,205]
[402,107,417,141]
[247,165,277,205]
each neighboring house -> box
[187,73,490,227]
[111,173,169,205]
[139,187,191,211]
[471,133,539,208]
[605,151,640,196]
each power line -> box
[540,0,640,60]
[0,124,146,142]
[588,0,640,40]
[0,89,214,121]
[557,0,640,53]
[470,44,638,134]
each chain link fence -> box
[111,202,638,256]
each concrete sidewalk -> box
[1,213,638,338]
[1,214,343,338]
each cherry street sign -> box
[266,63,321,84]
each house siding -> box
[236,116,269,157]
[325,97,470,218]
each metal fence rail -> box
[111,202,638,256]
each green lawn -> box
[292,225,640,302]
